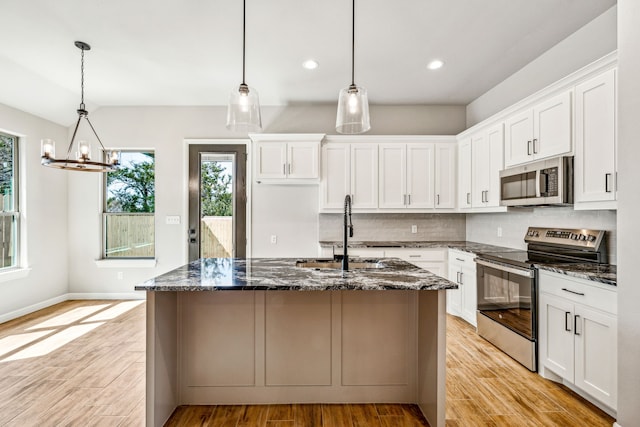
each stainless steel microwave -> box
[499,156,573,207]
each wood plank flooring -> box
[0,300,616,426]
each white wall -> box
[0,104,69,320]
[466,208,617,264]
[466,6,617,127]
[66,105,466,295]
[615,0,640,425]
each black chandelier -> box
[41,41,120,172]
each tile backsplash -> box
[319,213,466,242]
[466,207,617,264]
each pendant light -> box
[226,0,262,132]
[336,0,370,134]
[41,41,120,172]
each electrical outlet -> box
[411,225,418,234]
[117,272,124,280]
[497,227,503,237]
[165,215,181,225]
[270,235,277,244]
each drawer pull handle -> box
[455,258,465,262]
[409,255,421,258]
[561,288,585,296]
[565,311,572,332]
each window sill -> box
[94,259,157,269]
[0,267,32,283]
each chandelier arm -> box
[84,116,108,153]
[66,114,84,160]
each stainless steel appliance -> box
[500,156,573,207]
[475,226,607,371]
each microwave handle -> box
[536,170,542,197]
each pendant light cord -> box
[242,0,246,85]
[80,47,85,110]
[351,0,355,86]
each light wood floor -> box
[0,300,615,426]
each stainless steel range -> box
[474,227,607,371]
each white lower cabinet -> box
[538,270,617,411]
[385,248,447,278]
[447,249,477,327]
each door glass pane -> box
[200,154,234,258]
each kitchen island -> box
[135,258,457,427]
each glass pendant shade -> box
[226,83,262,132]
[336,84,370,134]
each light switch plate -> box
[166,215,181,225]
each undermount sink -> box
[295,259,384,270]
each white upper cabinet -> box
[434,143,456,209]
[407,144,436,208]
[505,91,572,167]
[471,123,504,208]
[458,138,472,209]
[379,143,435,209]
[574,69,617,207]
[350,144,379,209]
[321,142,378,210]
[251,134,323,183]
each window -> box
[0,132,18,269]
[103,151,155,258]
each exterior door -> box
[188,144,247,261]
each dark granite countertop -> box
[536,263,617,286]
[319,240,522,254]
[134,258,458,292]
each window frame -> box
[102,150,155,260]
[0,131,19,270]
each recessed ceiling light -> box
[427,59,445,70]
[302,59,319,70]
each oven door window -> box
[477,264,533,340]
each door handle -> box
[459,271,463,284]
[466,192,471,205]
[574,315,581,336]
[189,229,197,244]
[283,164,286,175]
[527,140,532,155]
[288,163,292,175]
[456,271,460,284]
[605,173,612,193]
[533,138,538,154]
[565,312,572,332]
[437,194,440,205]
[408,194,411,205]
[403,194,407,205]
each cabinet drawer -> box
[385,248,447,262]
[348,248,386,258]
[448,249,476,265]
[538,271,616,315]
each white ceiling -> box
[0,0,615,126]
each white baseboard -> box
[0,294,69,324]
[0,292,146,324]
[614,422,622,427]
[66,292,146,300]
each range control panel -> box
[524,227,605,250]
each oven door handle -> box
[475,259,534,278]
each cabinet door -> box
[574,305,617,409]
[485,123,504,207]
[288,142,319,179]
[255,142,287,179]
[505,110,534,167]
[458,138,472,209]
[447,264,462,316]
[539,293,575,382]
[471,132,489,208]
[434,144,456,209]
[574,70,616,203]
[321,143,350,209]
[533,91,572,160]
[350,144,378,209]
[407,143,435,208]
[378,144,406,209]
[460,264,477,327]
